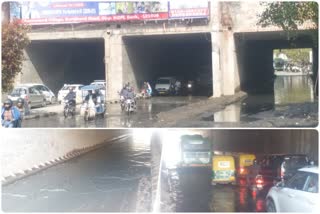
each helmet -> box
[17,98,24,104]
[3,99,13,108]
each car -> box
[154,77,176,95]
[90,80,106,87]
[266,166,319,212]
[246,154,309,194]
[20,83,56,104]
[57,84,84,104]
[8,85,47,108]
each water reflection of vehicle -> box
[179,134,212,167]
[211,155,236,185]
[80,85,106,120]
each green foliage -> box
[258,2,318,30]
[258,2,318,46]
[274,48,312,63]
[2,19,30,92]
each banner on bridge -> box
[10,1,209,25]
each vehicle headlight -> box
[187,84,192,88]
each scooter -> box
[63,100,76,118]
[125,98,136,115]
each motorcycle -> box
[124,98,136,115]
[63,99,76,118]
[120,95,125,111]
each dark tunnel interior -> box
[234,30,318,95]
[25,39,105,94]
[123,33,213,96]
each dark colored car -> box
[246,154,309,193]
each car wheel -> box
[266,198,276,212]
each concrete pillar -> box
[221,30,237,96]
[211,32,222,97]
[104,34,124,101]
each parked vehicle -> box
[80,84,106,120]
[266,166,319,212]
[32,84,56,104]
[212,155,236,185]
[8,85,46,108]
[58,84,84,104]
[273,58,286,71]
[180,134,212,167]
[154,77,176,95]
[246,154,309,194]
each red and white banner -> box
[20,12,169,25]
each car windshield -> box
[11,88,27,96]
[157,79,170,84]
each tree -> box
[258,2,318,45]
[2,19,30,92]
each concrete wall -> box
[1,129,127,179]
[18,1,313,99]
[210,130,318,162]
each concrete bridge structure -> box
[16,1,317,100]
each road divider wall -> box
[1,129,128,185]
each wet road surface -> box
[178,75,317,127]
[23,96,206,128]
[2,135,150,212]
[161,168,266,212]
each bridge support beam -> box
[211,30,239,97]
[104,34,124,101]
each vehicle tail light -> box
[255,175,264,188]
[240,167,245,174]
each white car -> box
[12,83,55,104]
[57,84,84,104]
[266,166,319,212]
[154,77,176,95]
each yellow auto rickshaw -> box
[211,155,236,185]
[236,154,256,178]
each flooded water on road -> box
[161,168,266,212]
[2,135,151,212]
[23,97,206,128]
[213,75,315,123]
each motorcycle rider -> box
[1,99,21,128]
[64,87,76,106]
[85,90,97,103]
[124,85,137,109]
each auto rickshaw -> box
[212,155,236,185]
[80,84,106,120]
[235,154,256,178]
